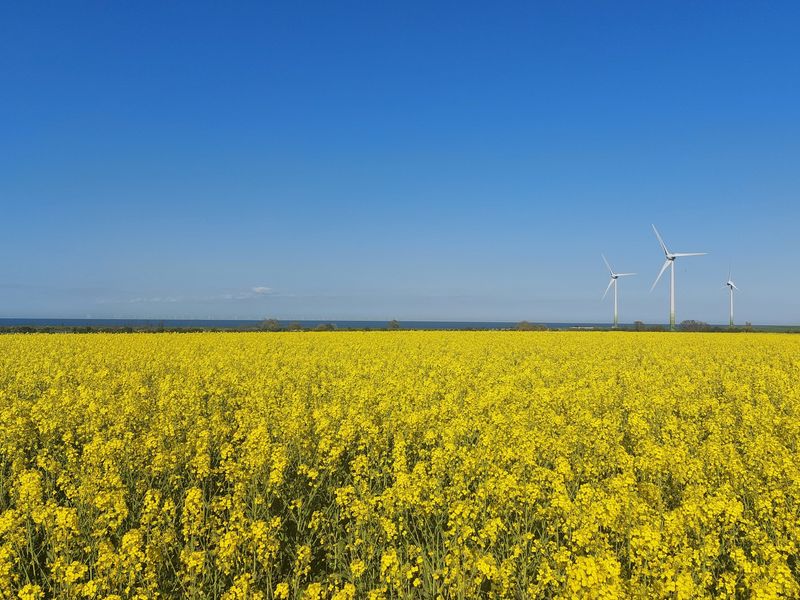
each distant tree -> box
[260,318,281,332]
[516,321,547,331]
[387,319,401,330]
[679,320,711,332]
[287,322,304,331]
[314,323,336,331]
[633,320,645,331]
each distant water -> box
[0,318,610,330]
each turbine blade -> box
[650,260,670,292]
[601,254,614,275]
[672,252,708,257]
[652,225,670,256]
[616,273,636,277]
[602,278,614,300]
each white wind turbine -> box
[726,270,739,327]
[650,225,707,330]
[601,254,635,329]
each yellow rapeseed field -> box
[1,332,799,599]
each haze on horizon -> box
[2,2,799,325]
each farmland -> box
[1,332,799,598]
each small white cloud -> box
[219,286,273,301]
[128,296,181,304]
[120,287,273,305]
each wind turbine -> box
[650,225,707,330]
[726,270,739,327]
[601,254,635,328]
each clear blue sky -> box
[2,1,798,323]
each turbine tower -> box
[726,270,739,327]
[601,254,635,329]
[650,225,707,330]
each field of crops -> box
[1,332,799,599]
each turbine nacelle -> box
[726,269,739,291]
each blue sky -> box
[1,1,799,323]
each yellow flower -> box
[350,559,367,579]
[274,582,290,599]
[17,584,44,600]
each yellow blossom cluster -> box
[1,331,799,598]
